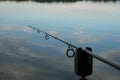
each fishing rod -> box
[28,25,120,71]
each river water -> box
[0,0,120,80]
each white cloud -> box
[100,49,120,63]
[73,30,102,43]
[0,25,21,31]
[91,49,120,80]
[0,25,33,36]
[0,38,77,80]
[0,35,120,80]
[47,30,59,36]
[23,27,32,32]
[39,43,55,48]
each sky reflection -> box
[0,1,120,80]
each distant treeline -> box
[0,0,119,3]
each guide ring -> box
[66,46,75,58]
[45,34,49,40]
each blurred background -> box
[0,0,120,80]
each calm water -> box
[0,0,120,80]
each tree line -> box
[0,0,119,3]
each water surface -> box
[0,0,120,80]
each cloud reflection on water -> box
[0,26,76,80]
[0,1,120,79]
[73,30,102,43]
[0,26,120,80]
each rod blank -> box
[28,25,120,71]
